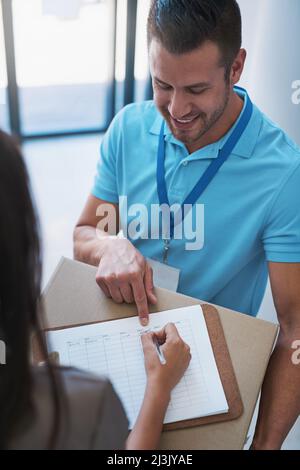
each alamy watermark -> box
[291,80,300,105]
[0,340,6,365]
[95,197,205,251]
[291,340,300,365]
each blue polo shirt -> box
[92,88,300,316]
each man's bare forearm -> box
[73,226,111,267]
[252,326,300,449]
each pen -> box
[153,335,166,365]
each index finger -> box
[131,277,149,326]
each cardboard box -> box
[42,257,278,450]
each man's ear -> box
[230,48,247,86]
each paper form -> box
[47,305,228,428]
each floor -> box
[23,134,300,450]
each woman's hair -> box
[0,130,62,449]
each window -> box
[134,0,151,102]
[12,0,116,136]
[1,0,151,138]
[115,0,127,113]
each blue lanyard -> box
[157,87,253,252]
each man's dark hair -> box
[147,0,242,75]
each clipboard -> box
[36,257,278,449]
[33,302,243,430]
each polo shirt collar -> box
[149,87,262,160]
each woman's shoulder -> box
[56,366,111,391]
[10,366,128,450]
[34,365,112,400]
[34,365,127,426]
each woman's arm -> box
[126,384,170,450]
[126,323,191,450]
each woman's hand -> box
[141,323,191,395]
[127,323,191,450]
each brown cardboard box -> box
[42,257,278,450]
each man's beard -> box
[167,85,231,146]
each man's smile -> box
[170,114,201,130]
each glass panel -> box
[0,2,10,132]
[12,0,116,135]
[134,0,151,102]
[115,0,127,113]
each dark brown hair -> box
[0,130,63,449]
[147,0,242,75]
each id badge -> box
[147,258,180,292]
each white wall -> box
[238,0,300,449]
[239,0,300,145]
[237,0,300,322]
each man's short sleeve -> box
[263,161,300,262]
[91,113,121,203]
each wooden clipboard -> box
[33,303,243,430]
